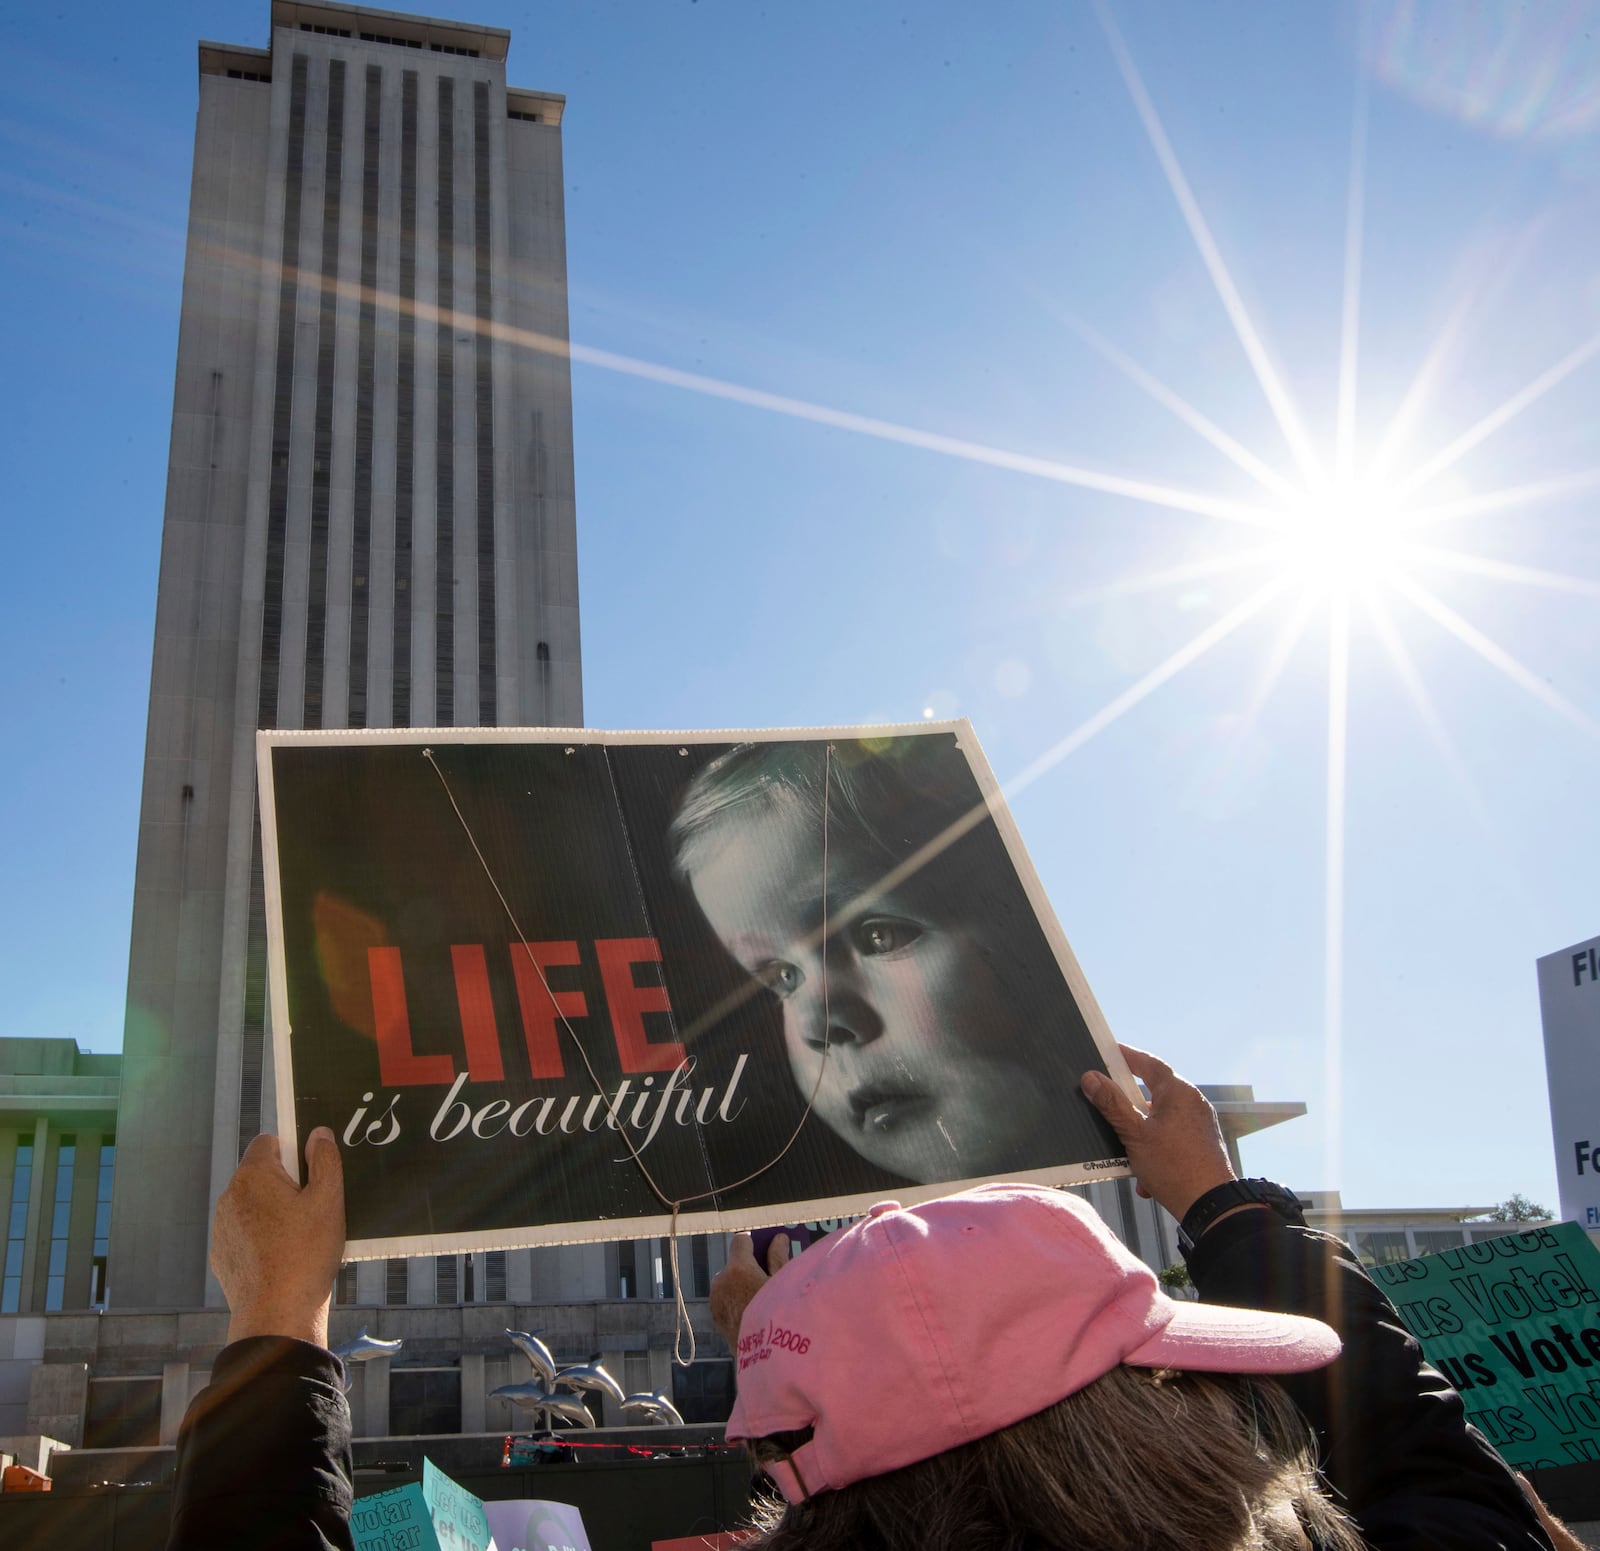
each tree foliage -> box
[1484,1193,1553,1223]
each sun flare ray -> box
[1093,3,1323,484]
[1066,318,1302,502]
[1203,593,1318,798]
[1407,546,1600,599]
[1242,593,1318,726]
[1390,574,1600,738]
[1059,547,1282,608]
[1335,66,1369,482]
[1322,597,1351,1192]
[1367,218,1550,484]
[1005,575,1292,802]
[1366,595,1501,836]
[201,239,1290,530]
[1396,327,1600,498]
[1401,468,1600,528]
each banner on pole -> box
[258,722,1132,1258]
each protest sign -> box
[483,1498,592,1551]
[423,1458,493,1551]
[1537,933,1600,1230]
[259,722,1131,1258]
[1374,1222,1600,1470]
[357,1460,591,1551]
[351,1483,441,1551]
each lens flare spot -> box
[993,659,1032,699]
[312,891,388,1039]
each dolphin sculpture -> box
[621,1391,685,1427]
[554,1356,626,1408]
[490,1381,596,1429]
[332,1327,403,1363]
[330,1328,403,1392]
[504,1328,558,1387]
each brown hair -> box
[744,1364,1363,1551]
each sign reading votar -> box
[1538,933,1600,1230]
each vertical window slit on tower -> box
[473,80,496,725]
[258,53,310,731]
[394,69,418,727]
[350,63,381,728]
[244,52,308,1152]
[435,75,456,724]
[304,57,346,729]
[239,815,268,1155]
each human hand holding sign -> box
[1080,1044,1236,1222]
[210,1128,346,1349]
[711,1231,791,1351]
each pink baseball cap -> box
[725,1183,1340,1503]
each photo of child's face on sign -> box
[670,742,1063,1185]
[259,723,1130,1260]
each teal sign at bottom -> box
[351,1483,440,1551]
[1374,1221,1600,1471]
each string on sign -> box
[422,742,837,1366]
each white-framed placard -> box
[1538,931,1600,1231]
[258,721,1133,1259]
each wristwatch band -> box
[1178,1178,1305,1254]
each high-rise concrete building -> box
[109,0,582,1309]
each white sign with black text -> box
[1538,932,1600,1231]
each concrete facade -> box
[109,0,583,1310]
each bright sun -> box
[1278,474,1412,594]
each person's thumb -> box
[304,1126,344,1195]
[239,1131,296,1183]
[726,1232,758,1270]
[1081,1069,1143,1147]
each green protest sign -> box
[351,1482,442,1551]
[1372,1222,1600,1470]
[422,1457,492,1551]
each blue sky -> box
[3,0,1598,1212]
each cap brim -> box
[1127,1301,1341,1375]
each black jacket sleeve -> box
[166,1336,355,1551]
[1187,1209,1551,1551]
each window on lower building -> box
[3,1140,35,1313]
[1351,1230,1412,1266]
[389,1368,461,1436]
[484,1250,507,1301]
[45,1137,76,1310]
[618,1239,636,1299]
[671,1359,734,1425]
[336,1262,359,1305]
[91,1139,113,1309]
[386,1258,409,1305]
[1411,1229,1465,1256]
[435,1254,458,1304]
[85,1377,163,1449]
